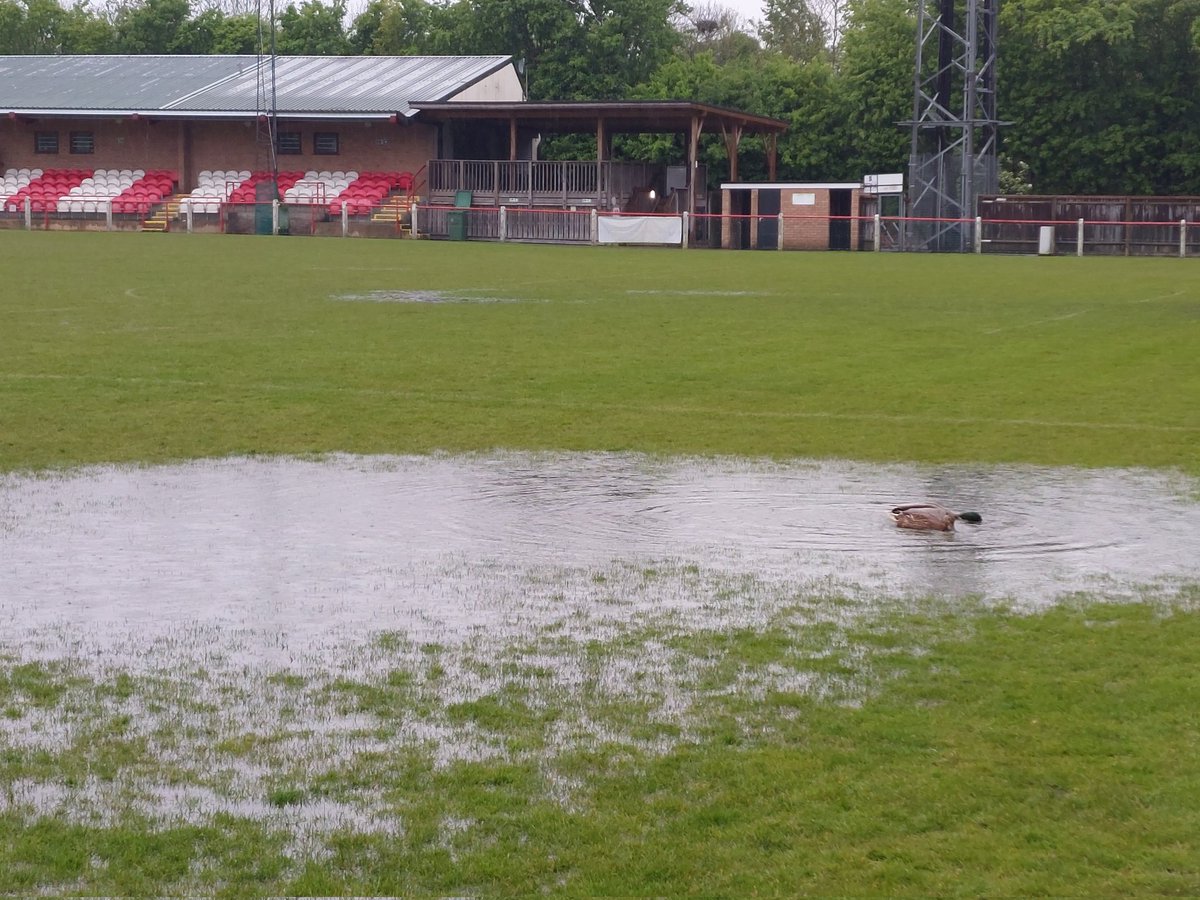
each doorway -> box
[829,189,852,250]
[756,189,780,249]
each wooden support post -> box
[596,118,606,207]
[688,113,704,241]
[721,123,743,185]
[766,133,778,181]
[509,116,518,161]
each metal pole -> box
[777,212,784,251]
[499,205,507,242]
[874,213,882,251]
[1077,218,1085,257]
[272,199,279,235]
[1181,219,1188,258]
[974,215,982,253]
[681,212,689,249]
[24,196,31,229]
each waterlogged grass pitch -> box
[1,232,1199,895]
[1,231,1198,472]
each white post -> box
[777,212,784,251]
[1181,219,1188,258]
[873,213,882,252]
[272,199,279,235]
[411,201,419,237]
[499,205,507,242]
[341,203,348,237]
[106,199,114,231]
[24,196,32,229]
[974,216,983,253]
[1077,218,1085,257]
[681,212,689,249]
[590,208,598,245]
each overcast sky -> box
[718,0,769,27]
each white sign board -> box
[598,215,683,245]
[791,193,816,206]
[862,173,904,195]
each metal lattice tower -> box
[904,0,1002,251]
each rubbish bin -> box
[1038,225,1056,255]
[447,189,472,241]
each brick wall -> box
[1,117,438,194]
[780,188,862,250]
[1,118,179,174]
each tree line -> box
[3,0,1199,195]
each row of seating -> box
[3,166,416,216]
[181,169,414,216]
[2,167,177,214]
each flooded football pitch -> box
[2,452,1197,842]
[4,452,1197,650]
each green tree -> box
[452,0,683,100]
[674,1,761,64]
[277,0,350,54]
[760,0,829,62]
[832,0,913,177]
[1000,0,1200,193]
[112,0,193,52]
[59,1,117,52]
[351,0,462,55]
[213,12,265,53]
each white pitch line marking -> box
[983,310,1086,334]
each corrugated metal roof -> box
[0,55,512,117]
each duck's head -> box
[958,511,983,524]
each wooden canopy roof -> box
[412,100,786,181]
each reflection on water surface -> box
[2,452,1196,658]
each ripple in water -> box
[1,452,1197,663]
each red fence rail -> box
[1,197,1197,257]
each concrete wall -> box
[1,117,438,193]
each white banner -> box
[598,215,683,245]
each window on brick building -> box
[313,132,339,155]
[35,132,60,154]
[69,131,94,154]
[276,131,302,155]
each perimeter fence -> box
[3,196,1199,257]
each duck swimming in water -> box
[890,502,983,531]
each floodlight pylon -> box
[904,0,1002,252]
[254,0,279,188]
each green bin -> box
[447,189,472,241]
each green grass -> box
[2,602,1198,895]
[2,231,1199,894]
[1,230,1197,473]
